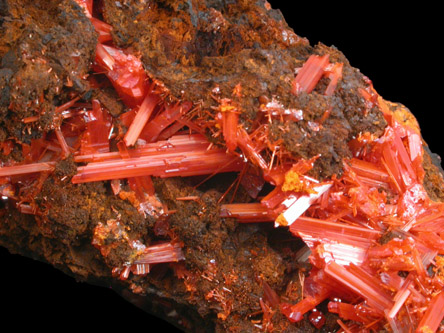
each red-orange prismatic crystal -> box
[226,102,444,330]
[1,1,443,330]
[217,59,444,331]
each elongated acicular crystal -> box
[416,291,444,333]
[236,128,268,172]
[75,1,112,43]
[380,126,419,194]
[290,216,381,266]
[276,183,332,226]
[17,203,37,215]
[386,275,413,320]
[324,262,394,314]
[220,203,274,222]
[294,211,380,265]
[156,120,187,141]
[139,102,192,143]
[348,158,390,184]
[0,162,56,177]
[75,134,210,163]
[392,131,417,181]
[134,242,185,265]
[9,3,444,330]
[324,62,343,96]
[81,99,112,155]
[95,44,147,107]
[328,301,380,324]
[261,280,280,308]
[54,128,71,159]
[281,287,331,323]
[95,43,115,72]
[91,17,113,43]
[291,54,330,95]
[280,268,337,322]
[413,231,444,254]
[411,204,444,232]
[290,216,381,246]
[261,187,289,209]
[117,141,155,198]
[131,263,150,276]
[124,93,161,146]
[408,131,423,171]
[72,145,244,183]
[222,107,239,152]
[55,96,81,114]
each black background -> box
[1,1,441,331]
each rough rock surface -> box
[0,0,96,142]
[1,1,443,332]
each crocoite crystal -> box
[0,0,443,331]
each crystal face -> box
[1,0,443,331]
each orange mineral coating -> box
[1,0,443,331]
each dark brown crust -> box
[422,145,444,202]
[101,0,387,179]
[1,1,443,332]
[0,0,97,143]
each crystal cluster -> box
[1,1,443,331]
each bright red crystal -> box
[387,274,414,320]
[328,301,379,324]
[74,0,92,17]
[261,186,290,209]
[0,162,56,177]
[139,102,192,143]
[324,62,343,96]
[72,140,244,183]
[281,293,329,323]
[220,89,444,330]
[308,309,326,329]
[124,92,160,146]
[236,128,269,172]
[291,54,344,97]
[4,4,443,331]
[324,262,394,314]
[74,134,210,163]
[276,182,332,227]
[416,291,444,333]
[219,99,240,152]
[157,120,189,141]
[80,99,112,155]
[220,203,273,222]
[291,54,330,95]
[93,219,184,280]
[280,269,332,323]
[290,216,380,266]
[55,96,81,115]
[133,242,185,265]
[95,43,115,71]
[95,44,147,107]
[54,128,71,159]
[91,17,112,43]
[116,140,161,216]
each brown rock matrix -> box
[1,1,443,331]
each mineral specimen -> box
[1,0,443,332]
